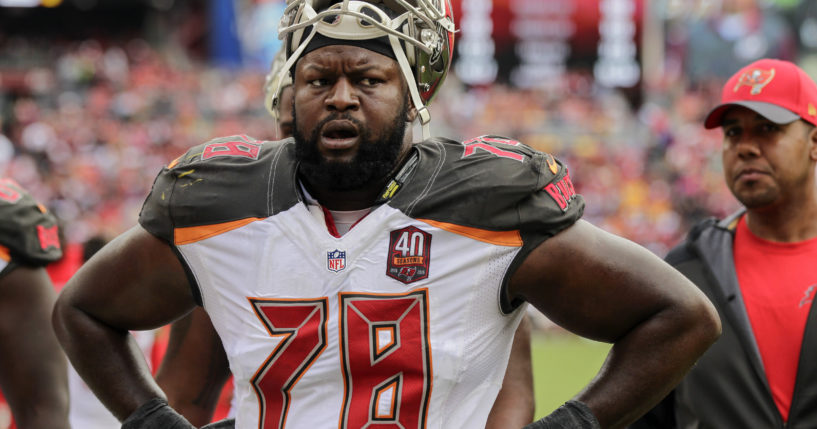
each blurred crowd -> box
[11,0,817,256]
[432,73,739,256]
[0,33,741,257]
[1,37,277,244]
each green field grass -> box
[531,333,612,419]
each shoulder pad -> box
[403,137,584,314]
[399,136,583,237]
[0,179,62,268]
[139,136,300,244]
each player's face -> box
[292,44,412,191]
[278,85,294,139]
[721,106,817,209]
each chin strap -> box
[389,35,432,140]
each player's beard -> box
[294,97,409,191]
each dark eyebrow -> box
[300,63,389,79]
[348,64,388,74]
[301,63,329,73]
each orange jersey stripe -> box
[0,245,9,262]
[174,217,264,245]
[418,219,522,247]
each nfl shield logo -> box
[327,249,346,272]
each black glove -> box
[524,400,601,429]
[201,418,236,429]
[121,397,196,429]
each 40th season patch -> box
[387,226,431,284]
[327,249,346,272]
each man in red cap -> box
[632,58,817,428]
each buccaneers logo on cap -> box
[733,68,775,95]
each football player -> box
[0,178,69,428]
[54,1,721,428]
[157,47,536,427]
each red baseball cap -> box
[704,58,817,129]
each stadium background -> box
[0,0,813,423]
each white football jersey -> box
[140,135,583,428]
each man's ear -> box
[406,106,418,122]
[809,124,817,162]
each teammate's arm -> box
[485,315,535,428]
[509,220,721,429]
[52,225,196,421]
[156,307,232,425]
[0,265,70,429]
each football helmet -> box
[263,48,292,119]
[268,0,456,139]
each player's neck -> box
[745,192,817,242]
[306,180,387,211]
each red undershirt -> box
[734,216,817,422]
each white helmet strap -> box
[389,35,431,139]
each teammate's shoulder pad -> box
[0,179,62,266]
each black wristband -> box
[524,400,601,429]
[120,397,195,429]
